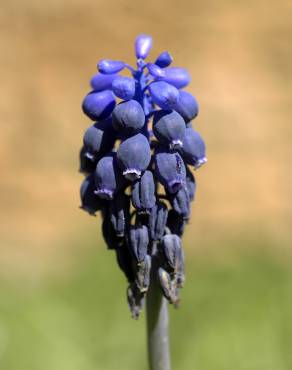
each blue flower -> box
[79,34,207,317]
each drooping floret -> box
[174,90,199,122]
[112,100,145,137]
[153,110,186,149]
[154,149,186,193]
[94,153,125,200]
[181,127,207,169]
[117,133,151,181]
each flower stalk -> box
[146,252,171,370]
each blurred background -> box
[1,0,292,369]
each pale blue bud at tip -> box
[135,34,152,59]
[98,59,125,74]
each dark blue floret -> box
[79,146,97,174]
[174,91,199,123]
[186,167,196,201]
[82,90,116,121]
[101,207,123,250]
[160,234,182,272]
[109,192,130,237]
[181,128,207,169]
[117,133,151,181]
[131,170,156,213]
[83,119,116,159]
[169,186,190,219]
[166,209,186,237]
[149,201,168,241]
[112,100,145,137]
[128,225,149,263]
[80,173,104,215]
[154,149,186,193]
[153,110,186,149]
[94,152,125,200]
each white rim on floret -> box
[123,168,141,181]
[194,157,207,170]
[94,189,114,200]
[169,139,183,150]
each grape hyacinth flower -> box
[78,34,207,370]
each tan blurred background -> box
[1,0,292,278]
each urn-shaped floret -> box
[112,100,145,137]
[181,128,207,169]
[80,174,104,215]
[174,90,199,123]
[83,119,115,159]
[154,149,186,193]
[153,110,186,149]
[94,153,125,200]
[117,133,151,181]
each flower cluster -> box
[79,35,207,319]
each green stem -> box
[146,257,171,370]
